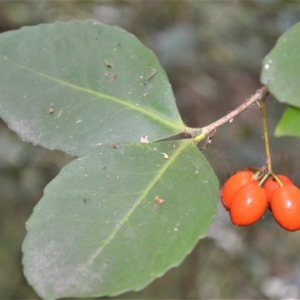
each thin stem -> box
[191,86,269,143]
[258,173,270,187]
[260,99,272,174]
[272,173,283,187]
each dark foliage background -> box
[1,1,300,299]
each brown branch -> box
[190,86,269,144]
[201,86,269,135]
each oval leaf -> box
[22,140,218,299]
[0,21,184,156]
[275,106,300,138]
[261,21,300,108]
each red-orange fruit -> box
[264,175,294,206]
[221,171,256,210]
[230,182,268,226]
[271,185,300,231]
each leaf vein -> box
[79,140,190,271]
[0,54,182,131]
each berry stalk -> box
[259,99,272,174]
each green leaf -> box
[0,21,184,156]
[22,140,218,299]
[261,21,300,108]
[275,106,300,138]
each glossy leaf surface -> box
[261,21,300,109]
[22,140,218,299]
[0,21,184,156]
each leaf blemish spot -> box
[104,59,113,68]
[144,67,157,85]
[105,72,117,81]
[154,196,164,205]
[162,153,169,159]
[56,109,63,118]
[110,143,118,148]
[111,73,117,81]
[140,135,149,143]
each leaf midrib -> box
[0,54,183,131]
[78,140,190,272]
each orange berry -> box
[264,175,293,206]
[271,185,300,231]
[221,171,256,210]
[230,182,268,226]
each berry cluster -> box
[221,170,300,231]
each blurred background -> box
[1,0,300,299]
